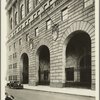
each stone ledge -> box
[23,84,95,97]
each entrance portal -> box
[37,45,50,85]
[21,53,29,84]
[65,31,91,88]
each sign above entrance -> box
[52,24,59,41]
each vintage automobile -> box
[7,81,23,89]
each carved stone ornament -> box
[52,24,59,41]
[29,38,33,49]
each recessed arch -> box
[60,21,95,89]
[20,53,29,84]
[64,30,91,88]
[36,45,50,85]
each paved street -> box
[6,87,95,100]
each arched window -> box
[15,12,18,25]
[20,4,24,20]
[27,0,32,13]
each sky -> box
[1,0,7,99]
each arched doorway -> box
[65,31,91,88]
[21,53,29,84]
[37,45,50,85]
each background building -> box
[6,0,95,90]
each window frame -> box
[14,42,16,49]
[46,19,52,30]
[44,3,48,9]
[61,7,68,21]
[35,27,39,36]
[20,4,24,20]
[15,12,18,25]
[19,38,22,45]
[26,33,30,41]
[27,0,32,13]
[10,18,12,29]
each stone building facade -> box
[6,0,95,90]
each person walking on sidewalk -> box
[5,92,14,100]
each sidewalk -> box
[23,85,95,97]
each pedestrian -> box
[5,92,14,100]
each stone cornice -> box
[6,0,70,43]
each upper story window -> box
[13,52,17,59]
[13,42,16,49]
[49,0,54,5]
[37,10,40,16]
[10,18,13,29]
[26,33,30,41]
[46,19,51,30]
[19,38,22,45]
[62,7,68,21]
[35,27,39,36]
[27,0,32,13]
[9,64,12,69]
[13,63,17,68]
[9,45,11,51]
[20,4,24,20]
[15,12,18,25]
[84,0,94,8]
[44,3,48,9]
